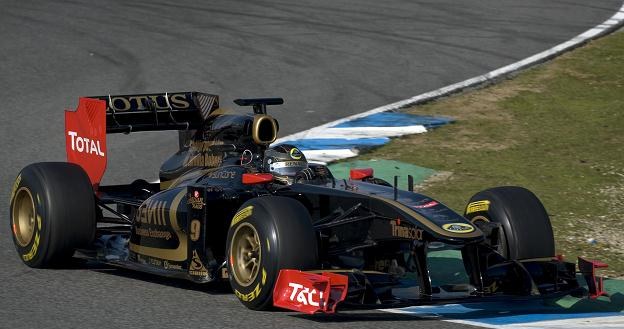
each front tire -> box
[226,196,318,310]
[9,162,96,268]
[464,186,555,260]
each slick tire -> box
[226,196,318,311]
[9,162,96,268]
[464,186,555,260]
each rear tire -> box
[226,196,318,311]
[9,162,96,268]
[464,186,554,260]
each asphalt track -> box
[0,1,622,328]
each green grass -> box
[360,31,624,277]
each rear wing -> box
[65,91,218,188]
[92,91,219,133]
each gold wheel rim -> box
[12,187,36,247]
[230,223,261,287]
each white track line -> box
[500,316,624,329]
[446,316,624,329]
[300,149,359,162]
[277,3,624,144]
[309,126,427,139]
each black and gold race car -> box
[9,92,606,314]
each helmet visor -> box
[269,161,308,176]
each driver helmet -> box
[264,144,307,184]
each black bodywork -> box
[84,92,580,306]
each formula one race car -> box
[9,92,607,314]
